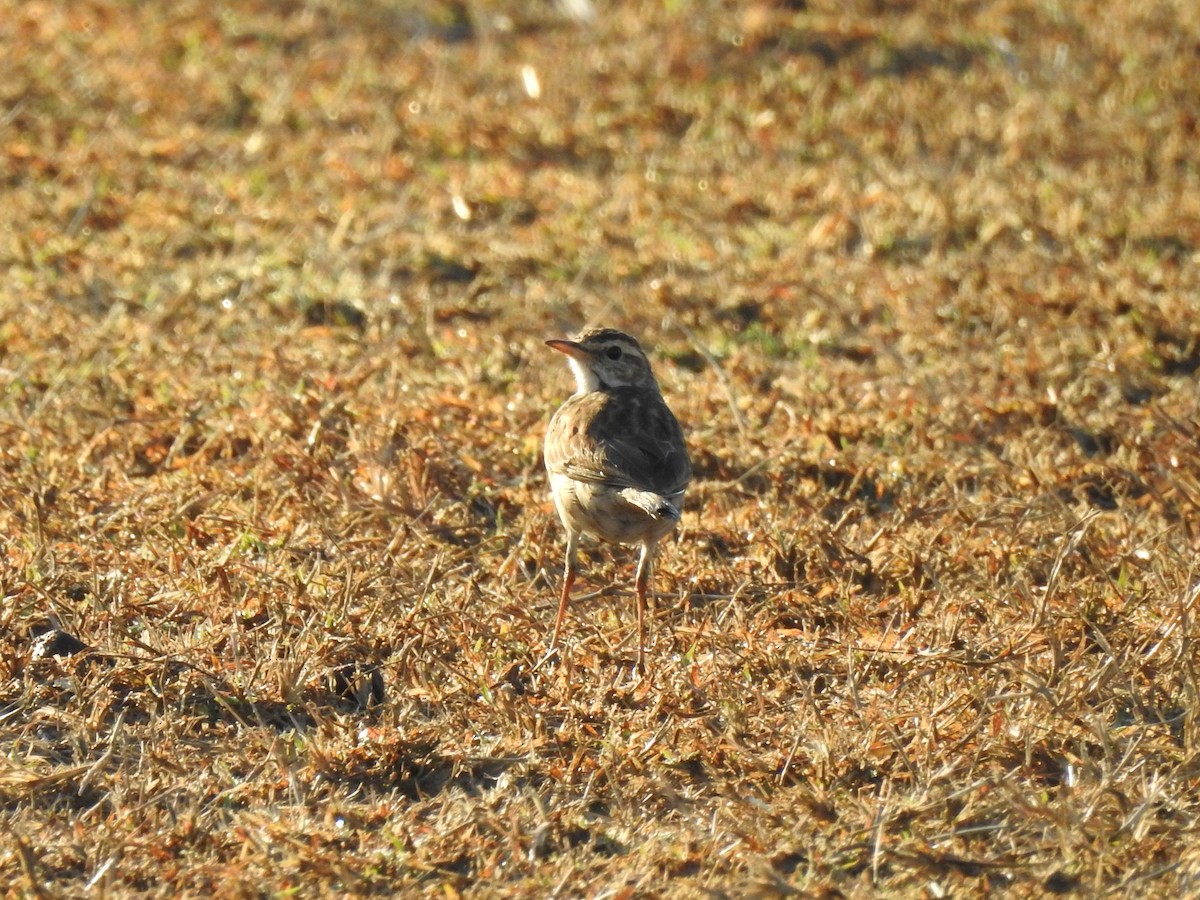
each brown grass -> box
[4,0,1200,895]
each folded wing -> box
[545,388,691,499]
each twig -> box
[1037,509,1100,626]
[79,709,126,794]
[680,325,748,438]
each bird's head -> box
[546,327,658,393]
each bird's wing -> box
[545,389,691,497]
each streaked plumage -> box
[544,327,691,673]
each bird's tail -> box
[619,488,682,521]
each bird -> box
[543,327,692,673]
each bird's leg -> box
[549,532,579,655]
[633,542,656,675]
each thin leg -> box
[633,542,656,674]
[549,532,578,654]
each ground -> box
[3,0,1200,896]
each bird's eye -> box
[605,345,623,361]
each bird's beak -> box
[546,339,590,360]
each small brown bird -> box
[543,327,692,672]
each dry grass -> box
[4,0,1200,895]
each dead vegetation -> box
[3,0,1200,895]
